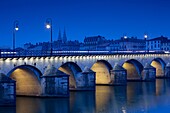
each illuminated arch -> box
[151,58,166,77]
[7,65,42,96]
[91,60,112,84]
[58,62,82,88]
[122,59,143,80]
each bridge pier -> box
[0,73,16,106]
[165,63,170,78]
[73,67,95,90]
[41,65,69,97]
[110,64,127,85]
[142,63,156,81]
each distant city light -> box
[46,24,51,29]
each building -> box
[83,35,107,50]
[97,42,111,51]
[162,40,170,51]
[61,40,80,51]
[108,37,145,52]
[146,36,169,52]
[56,28,67,43]
[63,28,67,43]
[23,28,81,51]
[23,43,34,50]
[24,42,49,51]
[22,33,170,53]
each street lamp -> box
[124,35,127,39]
[13,20,19,51]
[123,35,127,52]
[144,34,148,39]
[46,18,53,56]
[144,34,148,53]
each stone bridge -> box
[0,53,170,96]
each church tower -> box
[63,27,67,43]
[58,28,62,42]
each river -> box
[1,79,170,113]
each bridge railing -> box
[0,50,166,58]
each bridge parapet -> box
[0,53,170,74]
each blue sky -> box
[0,0,170,48]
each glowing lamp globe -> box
[15,27,19,31]
[46,24,51,29]
[124,36,127,39]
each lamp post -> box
[124,35,127,39]
[13,21,19,51]
[123,35,127,52]
[46,18,53,56]
[144,34,148,53]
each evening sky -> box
[0,0,170,48]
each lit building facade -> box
[108,37,145,51]
[22,34,170,53]
[83,35,107,50]
[146,36,169,52]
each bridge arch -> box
[122,59,143,80]
[58,62,82,88]
[151,58,166,77]
[91,60,112,84]
[7,65,42,96]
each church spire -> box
[58,28,62,42]
[63,27,67,43]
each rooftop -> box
[115,37,145,43]
[147,36,168,41]
[84,35,106,42]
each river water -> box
[1,79,170,113]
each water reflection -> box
[96,86,127,113]
[156,79,170,95]
[70,91,95,113]
[127,82,156,112]
[16,97,69,113]
[2,79,170,113]
[0,107,16,113]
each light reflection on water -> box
[1,79,170,113]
